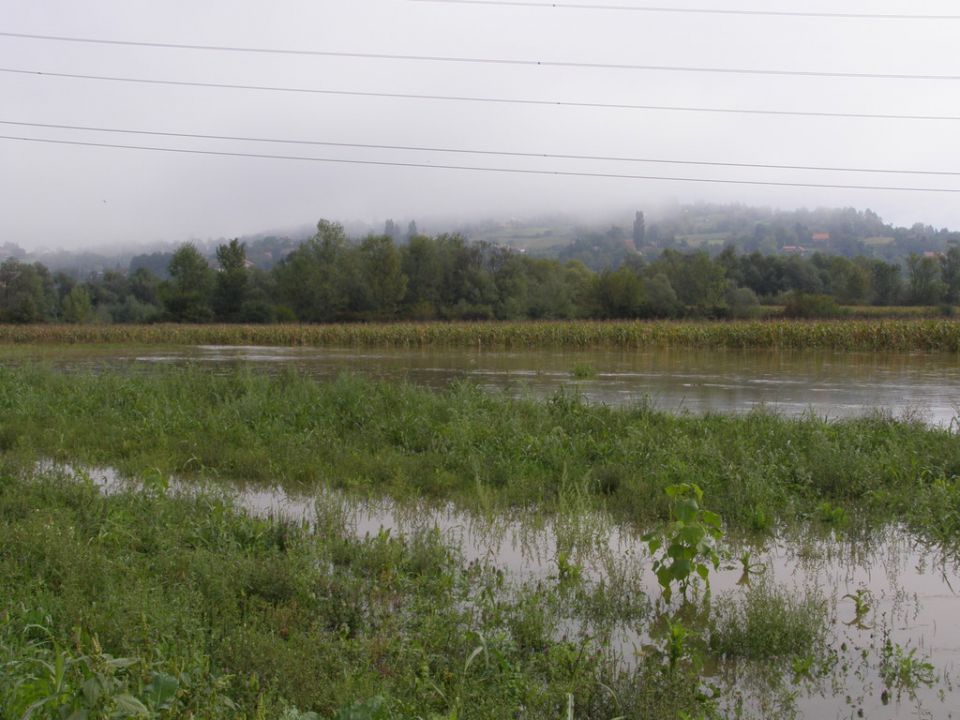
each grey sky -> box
[3,0,960,251]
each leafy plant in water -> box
[816,501,847,527]
[570,363,597,379]
[663,619,700,674]
[879,632,936,702]
[644,484,723,603]
[555,550,583,585]
[732,550,765,587]
[842,587,873,629]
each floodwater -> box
[179,481,960,719]
[6,343,960,425]
[64,462,960,720]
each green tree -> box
[162,244,215,322]
[654,250,726,310]
[61,285,92,323]
[273,220,352,321]
[0,259,55,323]
[596,267,645,318]
[358,235,407,318]
[401,235,443,318]
[868,259,902,306]
[213,239,249,321]
[940,246,960,304]
[632,210,646,247]
[129,267,161,307]
[906,253,945,305]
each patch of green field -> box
[1,367,958,543]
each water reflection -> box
[6,344,960,425]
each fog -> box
[3,0,960,251]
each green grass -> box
[1,317,960,351]
[1,366,959,544]
[710,582,828,662]
[0,472,718,719]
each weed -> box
[879,632,936,701]
[842,588,873,629]
[710,582,828,662]
[570,363,597,379]
[644,484,724,603]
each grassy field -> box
[1,366,958,543]
[1,367,955,718]
[0,317,959,351]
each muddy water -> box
[68,463,960,720]
[7,343,960,425]
[214,483,960,719]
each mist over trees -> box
[2,214,960,324]
[3,205,960,324]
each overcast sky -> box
[3,0,960,251]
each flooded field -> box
[4,343,960,425]
[233,484,960,719]
[64,462,960,720]
[5,349,959,718]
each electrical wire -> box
[407,0,960,21]
[2,119,957,177]
[3,134,959,193]
[1,32,958,80]
[3,68,960,122]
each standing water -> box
[5,343,960,425]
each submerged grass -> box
[0,472,717,719]
[0,366,958,543]
[1,318,959,351]
[710,582,829,662]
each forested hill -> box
[3,205,957,279]
[2,217,960,325]
[513,205,960,271]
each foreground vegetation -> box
[1,317,960,351]
[2,367,958,543]
[2,366,955,717]
[0,472,729,719]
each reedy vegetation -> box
[1,317,960,351]
[1,367,959,542]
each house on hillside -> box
[811,232,831,243]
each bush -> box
[783,293,845,319]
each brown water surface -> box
[6,343,960,425]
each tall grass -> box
[1,318,959,351]
[1,366,958,542]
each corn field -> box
[1,318,959,351]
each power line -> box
[4,67,960,122]
[408,0,960,21]
[3,119,958,177]
[3,134,958,193]
[1,32,959,80]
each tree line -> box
[2,220,959,324]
